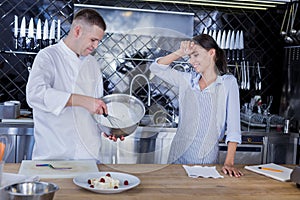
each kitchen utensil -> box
[240,61,244,89]
[239,30,245,60]
[212,30,217,41]
[43,19,49,47]
[280,4,289,36]
[225,30,231,61]
[234,30,240,61]
[216,30,221,46]
[208,29,212,36]
[49,20,55,45]
[36,18,42,50]
[202,27,208,34]
[36,163,72,170]
[103,113,122,128]
[57,19,61,42]
[28,18,34,51]
[257,62,261,90]
[246,61,250,90]
[284,5,294,44]
[4,181,59,200]
[289,2,298,44]
[220,30,226,49]
[94,94,145,137]
[229,30,235,62]
[20,16,26,50]
[14,15,18,49]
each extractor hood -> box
[138,0,292,10]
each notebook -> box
[244,163,293,182]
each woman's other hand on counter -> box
[222,164,244,178]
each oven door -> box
[218,143,264,165]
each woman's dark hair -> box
[192,34,228,75]
[74,8,106,31]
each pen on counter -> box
[258,167,283,173]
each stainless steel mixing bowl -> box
[94,94,145,137]
[4,181,59,200]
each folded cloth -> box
[182,165,224,179]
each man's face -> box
[78,25,105,56]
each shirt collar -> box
[190,72,223,90]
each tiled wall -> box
[0,0,294,119]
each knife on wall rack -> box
[43,19,49,48]
[229,30,235,63]
[36,19,42,51]
[225,30,231,62]
[14,15,18,49]
[28,18,34,51]
[49,20,56,45]
[20,17,26,50]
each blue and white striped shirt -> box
[150,60,241,164]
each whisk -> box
[103,113,123,128]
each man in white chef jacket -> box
[26,8,110,162]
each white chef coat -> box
[26,40,104,162]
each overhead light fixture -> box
[140,0,290,10]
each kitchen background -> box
[1,0,300,164]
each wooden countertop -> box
[3,163,300,200]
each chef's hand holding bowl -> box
[94,94,146,142]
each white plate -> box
[73,172,140,194]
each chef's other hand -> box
[221,164,244,178]
[102,132,125,142]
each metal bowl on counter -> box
[94,94,145,137]
[4,181,59,200]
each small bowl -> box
[4,181,59,200]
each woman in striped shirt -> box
[150,34,243,177]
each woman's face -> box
[189,44,215,74]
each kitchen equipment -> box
[256,62,261,90]
[220,30,226,49]
[14,15,18,49]
[19,160,99,178]
[0,101,20,119]
[49,20,55,45]
[43,19,49,47]
[36,163,72,170]
[57,19,61,42]
[94,94,145,137]
[216,30,221,46]
[4,181,59,200]
[246,61,250,90]
[239,30,245,60]
[234,30,240,62]
[290,166,300,188]
[103,113,122,128]
[28,18,34,51]
[36,19,42,50]
[229,30,235,62]
[20,17,26,50]
[212,30,217,41]
[225,30,231,61]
